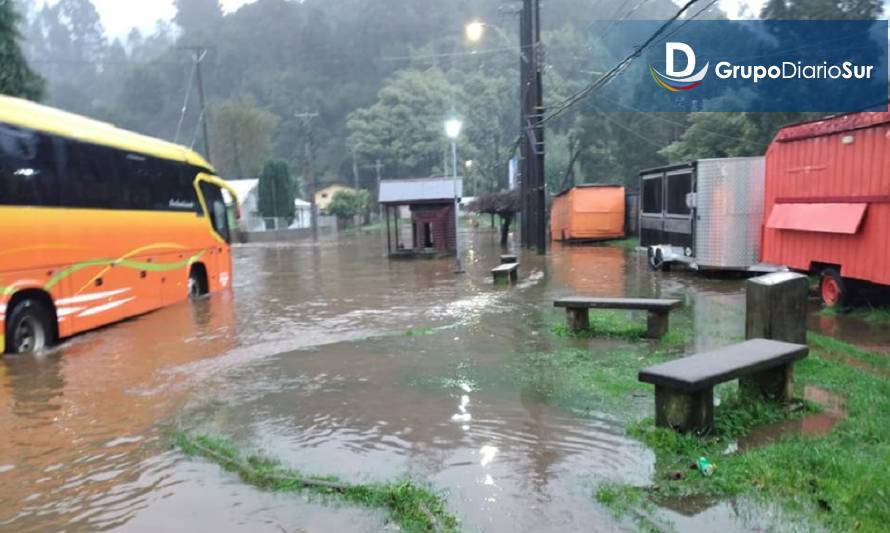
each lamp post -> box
[465,20,529,63]
[445,118,464,274]
[465,4,546,255]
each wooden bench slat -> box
[492,263,519,273]
[554,297,682,311]
[639,339,809,392]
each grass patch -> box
[550,311,691,348]
[818,305,890,325]
[174,432,458,532]
[551,312,647,341]
[605,237,641,251]
[405,327,435,337]
[860,306,890,324]
[505,341,687,416]
[603,335,890,532]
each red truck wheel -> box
[820,268,848,308]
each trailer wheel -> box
[648,248,670,272]
[820,268,850,308]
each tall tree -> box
[257,159,295,222]
[174,0,223,36]
[761,0,882,19]
[0,0,44,100]
[210,96,279,179]
[346,68,464,179]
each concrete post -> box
[566,308,589,333]
[646,311,670,339]
[743,272,809,401]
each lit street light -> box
[445,118,464,274]
[465,20,485,42]
[464,20,528,63]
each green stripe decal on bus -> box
[43,252,206,290]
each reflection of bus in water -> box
[0,96,240,355]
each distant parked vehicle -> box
[639,157,774,273]
[762,112,890,307]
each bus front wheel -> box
[5,299,54,355]
[188,266,209,299]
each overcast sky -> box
[83,0,765,38]
[86,0,254,37]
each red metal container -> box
[762,112,890,305]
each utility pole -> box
[296,112,320,242]
[374,158,383,221]
[519,0,546,254]
[352,150,360,190]
[179,46,212,162]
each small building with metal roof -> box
[378,177,463,258]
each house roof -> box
[316,184,354,194]
[227,179,259,203]
[378,177,463,204]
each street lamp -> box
[445,118,464,274]
[465,20,485,42]
[464,20,528,63]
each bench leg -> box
[739,363,794,402]
[510,268,518,283]
[655,386,714,433]
[566,308,589,333]
[493,272,505,285]
[646,311,669,339]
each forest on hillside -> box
[9,0,885,196]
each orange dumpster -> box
[551,184,626,242]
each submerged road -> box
[1,228,885,532]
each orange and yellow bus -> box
[0,96,239,355]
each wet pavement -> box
[1,226,887,532]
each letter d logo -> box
[650,42,709,92]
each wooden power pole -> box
[296,112,320,242]
[519,0,546,254]
[179,46,213,162]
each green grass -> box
[405,327,435,337]
[818,304,890,325]
[605,237,641,251]
[174,432,458,532]
[550,311,691,348]
[860,306,890,325]
[599,335,890,532]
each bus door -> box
[197,176,234,292]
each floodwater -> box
[0,227,883,532]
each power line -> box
[173,57,199,144]
[540,0,709,126]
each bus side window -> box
[118,153,153,210]
[199,181,230,243]
[65,141,120,209]
[0,124,61,207]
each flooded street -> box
[2,227,887,532]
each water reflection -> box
[1,230,885,532]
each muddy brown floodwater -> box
[1,227,887,532]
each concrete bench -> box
[553,297,682,339]
[638,338,809,432]
[500,254,518,264]
[492,262,519,284]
